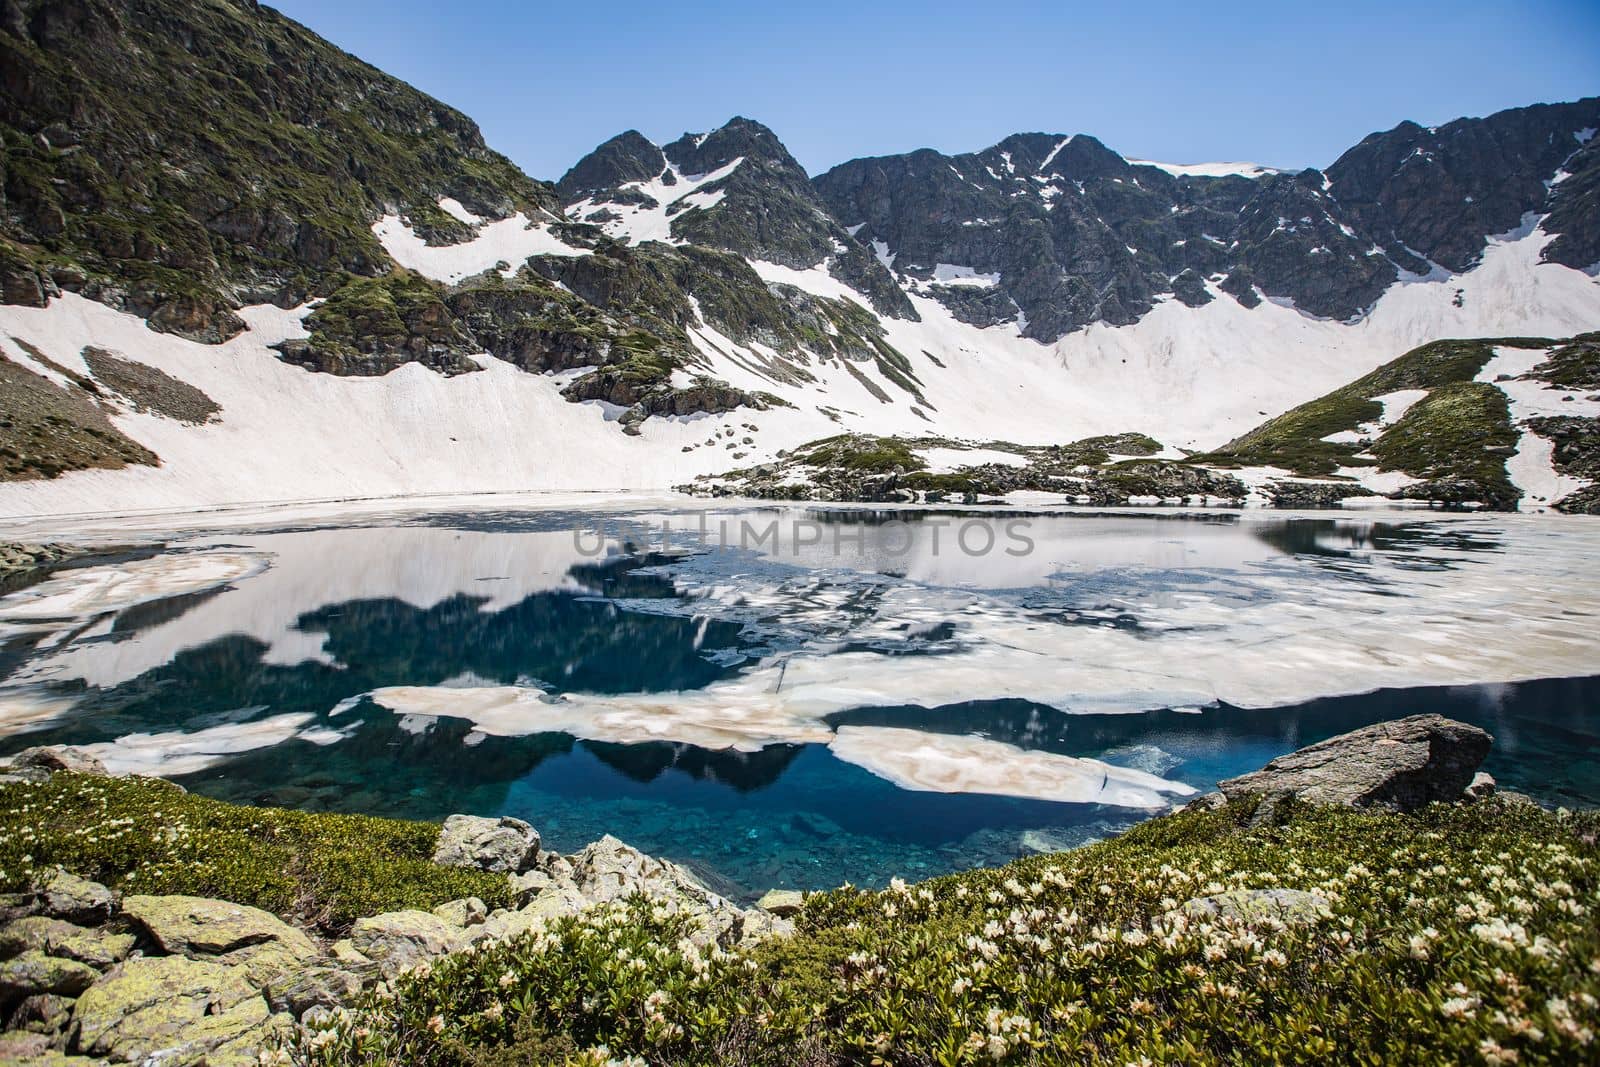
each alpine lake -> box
[2,503,1596,902]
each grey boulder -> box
[36,869,117,926]
[1218,714,1492,813]
[432,814,540,873]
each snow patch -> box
[437,197,482,224]
[79,714,317,776]
[1128,159,1279,179]
[930,264,999,287]
[373,212,586,283]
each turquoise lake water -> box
[0,506,1595,897]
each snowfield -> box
[0,206,1595,517]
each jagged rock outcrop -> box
[556,130,668,201]
[814,99,1600,338]
[562,118,917,320]
[0,545,84,582]
[686,432,1246,505]
[1217,714,1493,812]
[1325,98,1600,273]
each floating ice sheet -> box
[827,726,1195,808]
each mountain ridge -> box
[0,0,1596,516]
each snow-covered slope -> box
[0,207,1595,517]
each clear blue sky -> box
[271,0,1599,182]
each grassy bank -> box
[0,774,512,932]
[281,797,1599,1066]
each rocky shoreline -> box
[0,747,793,1066]
[0,544,88,584]
[0,715,1561,1064]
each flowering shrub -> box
[287,797,1599,1065]
[0,774,512,930]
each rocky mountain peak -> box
[560,117,916,320]
[1325,96,1600,273]
[555,130,666,200]
[662,116,800,177]
[0,0,555,341]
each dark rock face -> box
[1325,99,1600,273]
[275,273,483,377]
[814,98,1600,338]
[813,132,1395,337]
[1218,714,1493,813]
[1524,413,1600,512]
[556,131,667,201]
[1541,136,1600,271]
[564,118,917,321]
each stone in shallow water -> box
[1217,714,1492,813]
[432,813,540,873]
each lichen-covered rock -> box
[121,894,317,961]
[1218,714,1492,812]
[70,955,259,1062]
[0,1030,52,1059]
[9,991,76,1036]
[755,889,805,916]
[329,939,371,967]
[0,915,81,958]
[508,868,555,902]
[0,949,99,996]
[430,896,488,928]
[0,915,134,968]
[348,911,465,979]
[265,962,371,1019]
[218,937,324,990]
[36,870,116,926]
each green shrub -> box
[797,435,926,473]
[0,774,511,932]
[285,799,1599,1065]
[1202,337,1552,479]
